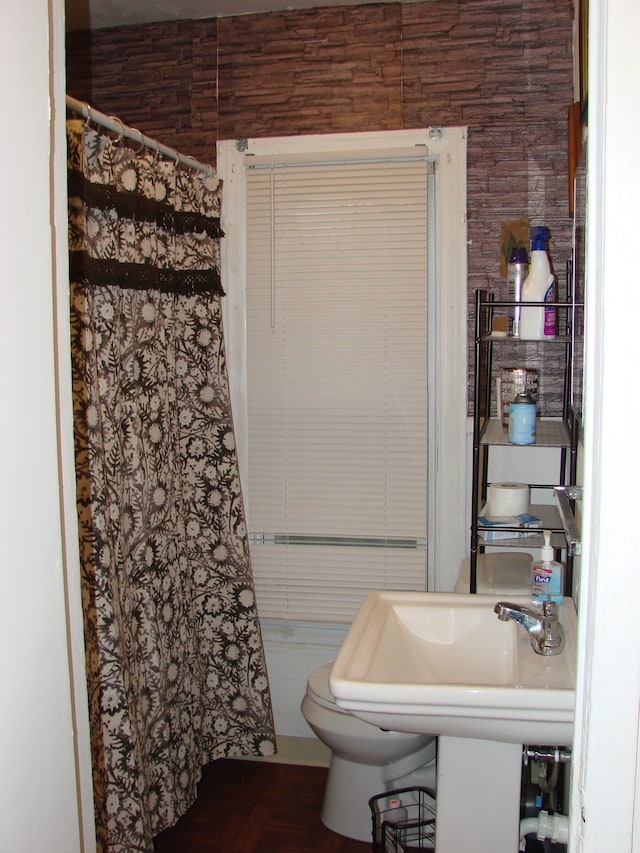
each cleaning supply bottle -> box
[507,246,529,337]
[519,226,556,339]
[383,797,408,850]
[531,530,564,604]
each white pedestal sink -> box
[330,592,577,852]
[437,736,522,853]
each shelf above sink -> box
[480,418,571,448]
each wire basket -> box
[369,786,436,852]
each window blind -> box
[245,156,431,621]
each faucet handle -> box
[540,599,565,655]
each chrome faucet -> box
[494,600,565,656]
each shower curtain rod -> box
[66,95,216,178]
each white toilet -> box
[302,552,532,842]
[301,661,437,842]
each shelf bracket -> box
[554,486,583,555]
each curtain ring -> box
[130,127,146,153]
[183,155,199,174]
[84,104,93,128]
[108,116,125,145]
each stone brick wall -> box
[66,19,218,164]
[66,0,575,414]
[217,5,403,137]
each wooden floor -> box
[153,759,372,852]
[153,757,553,852]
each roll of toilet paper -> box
[486,482,530,517]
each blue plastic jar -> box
[508,393,536,445]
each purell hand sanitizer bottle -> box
[531,530,564,604]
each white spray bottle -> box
[519,226,556,340]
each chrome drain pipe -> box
[524,746,572,765]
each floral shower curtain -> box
[66,119,275,853]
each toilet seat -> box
[306,661,347,713]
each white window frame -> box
[218,128,468,594]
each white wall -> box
[0,0,91,850]
[570,1,640,850]
[262,620,349,736]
